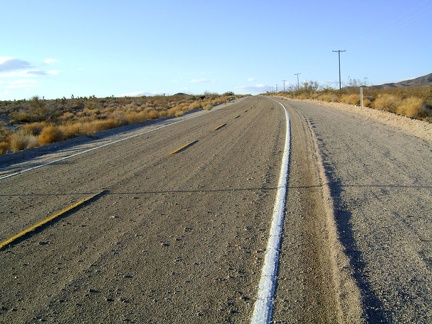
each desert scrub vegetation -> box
[271,83,432,122]
[0,92,240,154]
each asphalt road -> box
[1,97,315,323]
[1,96,430,323]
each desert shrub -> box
[22,122,47,136]
[175,110,185,117]
[10,130,39,151]
[109,111,128,125]
[144,108,161,120]
[59,123,82,139]
[340,94,360,105]
[38,125,64,145]
[167,106,182,117]
[396,97,425,118]
[59,112,75,122]
[204,104,213,111]
[188,101,202,110]
[82,119,119,133]
[125,111,154,124]
[318,93,339,102]
[363,98,372,107]
[124,112,140,124]
[0,141,9,154]
[373,94,402,113]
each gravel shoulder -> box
[281,98,432,322]
[301,99,432,143]
[272,99,362,323]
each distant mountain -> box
[372,73,432,88]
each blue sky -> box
[1,0,431,100]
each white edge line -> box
[251,99,291,323]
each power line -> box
[332,50,346,90]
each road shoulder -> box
[272,99,362,323]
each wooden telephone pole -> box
[332,50,346,90]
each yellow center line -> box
[165,140,199,157]
[234,115,241,119]
[214,123,227,131]
[0,190,108,250]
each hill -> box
[372,73,432,89]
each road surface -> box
[1,96,431,323]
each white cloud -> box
[0,57,32,72]
[0,70,29,77]
[235,83,267,94]
[0,57,13,64]
[26,70,48,76]
[5,79,37,89]
[0,69,60,78]
[190,79,216,83]
[44,58,57,64]
[247,77,257,82]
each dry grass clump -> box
[396,97,425,118]
[0,141,9,154]
[273,85,431,121]
[22,122,47,136]
[167,106,183,117]
[373,94,402,113]
[0,93,241,154]
[340,94,360,105]
[317,93,339,102]
[38,125,64,145]
[10,130,39,151]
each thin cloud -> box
[26,70,48,76]
[235,84,267,94]
[0,57,32,72]
[5,79,37,89]
[44,58,57,64]
[247,77,257,82]
[190,79,216,83]
[0,57,60,77]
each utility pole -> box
[275,84,278,92]
[332,49,346,91]
[282,80,286,92]
[294,73,301,90]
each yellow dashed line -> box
[214,123,226,131]
[165,140,198,157]
[0,190,108,250]
[234,115,241,119]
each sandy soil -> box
[302,99,432,143]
